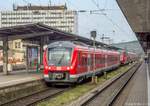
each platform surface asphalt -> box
[0,70,43,88]
[113,62,149,106]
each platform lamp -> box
[91,31,98,84]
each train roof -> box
[47,41,120,54]
[47,41,75,48]
[47,41,90,48]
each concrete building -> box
[0,4,78,64]
[0,4,78,33]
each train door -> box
[105,53,108,68]
[87,53,91,72]
[77,51,82,74]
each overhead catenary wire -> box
[64,0,95,38]
[104,0,108,9]
[92,0,99,9]
[91,0,135,38]
[65,0,79,9]
[22,0,28,4]
[38,0,41,6]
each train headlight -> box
[67,67,70,70]
[45,66,48,69]
[44,74,49,78]
[70,66,73,69]
[49,67,51,70]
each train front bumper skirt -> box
[44,78,78,83]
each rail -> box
[81,62,141,106]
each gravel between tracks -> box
[1,87,67,106]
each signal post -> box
[91,31,98,84]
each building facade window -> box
[0,6,77,33]
[15,42,21,48]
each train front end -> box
[43,41,77,84]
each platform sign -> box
[27,47,39,71]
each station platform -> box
[0,70,43,88]
[113,62,149,106]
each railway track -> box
[1,63,141,106]
[81,62,141,106]
[1,87,68,106]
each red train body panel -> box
[43,41,121,84]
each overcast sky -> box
[0,0,137,43]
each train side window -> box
[86,56,88,66]
[91,55,93,66]
[95,54,97,65]
[97,55,99,64]
[104,56,106,64]
[99,55,100,64]
[81,53,85,66]
[81,55,86,66]
[87,55,91,66]
[84,55,87,66]
[101,55,104,64]
[101,55,103,64]
[83,57,85,66]
[81,53,83,66]
[78,52,81,67]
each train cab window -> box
[78,52,81,67]
[100,55,105,64]
[48,47,72,66]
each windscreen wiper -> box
[58,53,65,65]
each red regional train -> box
[120,50,137,64]
[43,41,136,84]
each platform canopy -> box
[116,0,150,53]
[0,23,119,50]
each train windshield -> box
[48,47,72,66]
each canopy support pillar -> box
[3,37,8,75]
